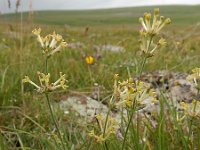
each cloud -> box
[1,0,200,14]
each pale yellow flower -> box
[114,76,157,108]
[187,68,200,89]
[139,8,171,36]
[180,100,200,117]
[89,114,118,144]
[32,28,67,57]
[23,72,68,93]
[139,8,171,57]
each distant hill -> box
[1,5,200,26]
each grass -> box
[0,5,200,149]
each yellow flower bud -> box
[22,76,30,83]
[144,13,151,21]
[154,8,160,15]
[139,17,143,23]
[158,38,167,47]
[96,114,103,121]
[165,18,171,24]
[88,130,95,137]
[114,74,119,80]
[96,134,105,143]
[32,28,41,35]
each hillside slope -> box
[1,5,200,26]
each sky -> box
[1,0,200,14]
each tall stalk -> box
[138,36,153,77]
[102,95,114,150]
[121,102,136,150]
[121,36,153,150]
[44,57,66,150]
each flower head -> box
[114,76,157,108]
[139,8,171,36]
[85,56,94,65]
[139,8,170,57]
[32,28,67,57]
[179,100,200,117]
[187,68,200,89]
[88,114,118,143]
[23,72,68,93]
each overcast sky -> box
[1,0,200,13]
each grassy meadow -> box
[0,5,200,149]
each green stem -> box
[121,105,135,150]
[45,57,48,74]
[138,36,153,78]
[102,95,115,150]
[103,108,111,137]
[122,36,154,150]
[45,93,66,150]
[44,57,66,150]
[104,142,109,150]
[139,56,147,77]
[103,95,114,137]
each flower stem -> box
[45,57,48,74]
[122,36,153,150]
[44,57,66,150]
[45,93,66,150]
[139,56,147,77]
[121,102,136,150]
[102,95,114,150]
[139,36,153,78]
[103,96,113,137]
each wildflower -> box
[114,76,157,108]
[89,114,118,143]
[32,28,44,47]
[114,74,119,80]
[147,38,167,56]
[139,8,171,36]
[22,76,41,91]
[32,28,67,57]
[180,102,190,111]
[88,130,95,137]
[96,113,103,121]
[139,8,171,57]
[85,56,94,65]
[187,68,200,87]
[179,100,200,117]
[96,134,105,143]
[157,38,167,47]
[22,72,68,93]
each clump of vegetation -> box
[0,7,200,150]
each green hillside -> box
[1,5,200,26]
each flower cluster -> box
[139,8,171,57]
[179,100,200,118]
[114,75,157,108]
[32,28,67,57]
[23,72,68,93]
[187,68,200,88]
[89,114,118,143]
[139,8,171,36]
